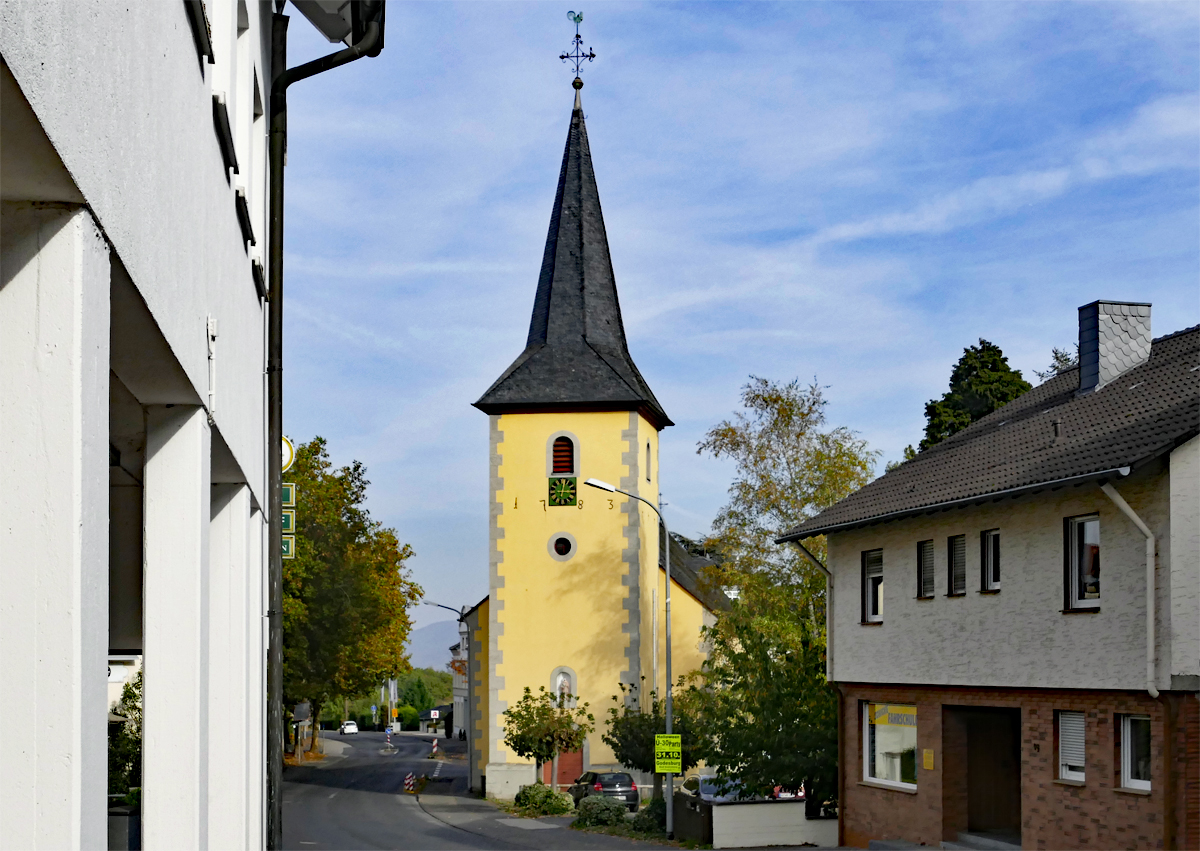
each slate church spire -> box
[474,88,672,429]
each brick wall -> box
[839,683,1198,849]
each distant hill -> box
[406,620,460,671]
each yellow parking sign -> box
[654,734,681,774]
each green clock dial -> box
[548,477,577,507]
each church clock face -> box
[548,476,577,507]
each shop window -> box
[863,702,917,788]
[1120,714,1151,791]
[1058,710,1086,781]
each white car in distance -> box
[338,720,358,735]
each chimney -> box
[1078,300,1152,394]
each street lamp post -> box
[585,478,675,839]
[422,599,469,738]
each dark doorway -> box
[965,708,1021,836]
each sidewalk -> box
[417,795,672,849]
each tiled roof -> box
[779,325,1200,541]
[660,530,730,612]
[474,94,671,429]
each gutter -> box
[777,466,1132,543]
[793,542,833,682]
[266,13,382,850]
[1100,483,1159,700]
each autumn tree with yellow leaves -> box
[283,437,421,749]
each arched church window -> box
[552,436,575,475]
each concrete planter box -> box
[710,797,838,849]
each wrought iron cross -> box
[560,10,595,81]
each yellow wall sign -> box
[923,749,934,770]
[872,704,917,727]
[654,734,682,774]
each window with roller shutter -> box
[1058,710,1086,781]
[947,535,966,596]
[917,540,935,599]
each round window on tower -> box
[548,532,577,562]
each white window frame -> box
[863,550,883,623]
[862,702,918,790]
[1120,714,1151,791]
[1067,514,1101,609]
[982,529,1000,591]
[1058,710,1086,782]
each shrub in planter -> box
[631,796,665,833]
[514,782,574,816]
[573,794,627,827]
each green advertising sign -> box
[654,733,681,774]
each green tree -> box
[397,704,420,730]
[402,677,433,712]
[396,668,452,707]
[1033,344,1079,383]
[693,376,876,813]
[503,686,595,792]
[108,671,143,798]
[602,680,701,800]
[684,582,838,813]
[283,437,423,750]
[917,339,1031,451]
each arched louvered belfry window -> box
[552,436,575,475]
[545,431,580,481]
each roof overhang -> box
[776,466,1131,543]
[472,400,673,430]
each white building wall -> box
[828,467,1171,691]
[1169,435,1200,683]
[0,203,111,850]
[0,0,270,491]
[1,2,280,847]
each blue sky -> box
[280,1,1199,630]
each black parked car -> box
[567,771,639,812]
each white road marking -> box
[432,761,443,777]
[327,791,338,799]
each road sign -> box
[281,535,295,559]
[282,436,295,473]
[654,733,681,774]
[281,482,296,507]
[371,705,377,713]
[393,707,399,718]
[281,509,295,533]
[430,710,439,719]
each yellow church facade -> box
[464,85,724,799]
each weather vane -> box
[560,10,595,90]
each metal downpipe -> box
[266,14,382,850]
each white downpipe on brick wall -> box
[1101,482,1158,699]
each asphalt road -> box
[282,731,669,851]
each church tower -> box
[468,82,715,799]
